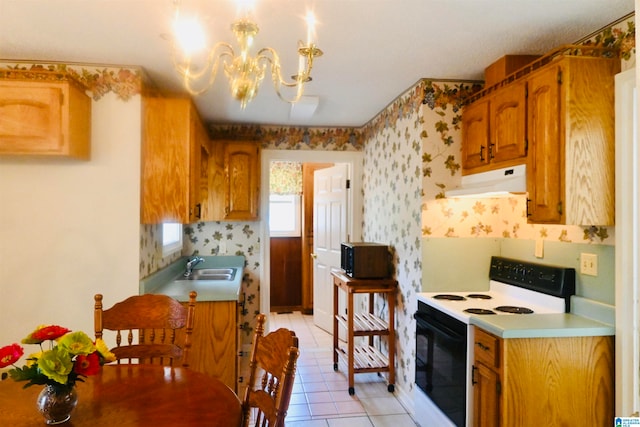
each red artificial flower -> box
[0,343,24,368]
[22,325,71,344]
[73,352,101,376]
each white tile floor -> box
[269,311,419,427]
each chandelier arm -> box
[172,42,235,96]
[252,47,303,104]
[256,47,310,88]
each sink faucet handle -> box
[184,256,205,277]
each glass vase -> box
[36,384,78,425]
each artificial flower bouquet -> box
[0,325,116,390]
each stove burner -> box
[433,294,466,301]
[464,308,496,315]
[467,293,492,299]
[495,305,534,314]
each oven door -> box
[415,301,467,427]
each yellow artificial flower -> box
[38,348,73,385]
[57,331,96,356]
[25,351,43,367]
[94,338,116,363]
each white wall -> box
[0,92,141,347]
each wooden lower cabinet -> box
[473,326,614,427]
[473,361,501,426]
[181,301,238,392]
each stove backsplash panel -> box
[422,238,500,292]
[422,237,614,307]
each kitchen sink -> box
[178,268,237,281]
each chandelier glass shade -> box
[171,1,323,108]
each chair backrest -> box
[242,313,299,427]
[94,292,197,367]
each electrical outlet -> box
[580,253,598,276]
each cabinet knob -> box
[311,253,318,259]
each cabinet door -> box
[490,81,527,163]
[180,301,238,392]
[198,138,212,222]
[188,112,202,223]
[473,362,501,427]
[141,98,191,224]
[0,80,91,159]
[461,99,490,170]
[527,65,563,223]
[223,141,260,220]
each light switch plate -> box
[580,253,598,276]
[535,239,544,258]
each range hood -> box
[445,164,527,198]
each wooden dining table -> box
[0,364,243,426]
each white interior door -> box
[313,164,349,333]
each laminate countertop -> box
[139,255,244,302]
[470,312,615,339]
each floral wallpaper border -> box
[0,62,144,101]
[210,124,363,151]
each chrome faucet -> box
[184,256,205,277]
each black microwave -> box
[340,242,390,279]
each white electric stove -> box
[414,256,575,427]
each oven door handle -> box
[414,312,465,342]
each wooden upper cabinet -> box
[526,56,619,225]
[526,65,563,223]
[0,75,91,159]
[198,126,213,222]
[462,81,527,173]
[207,140,261,221]
[461,98,490,170]
[141,97,210,224]
[490,81,527,164]
[222,141,261,221]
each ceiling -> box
[0,0,634,128]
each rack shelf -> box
[331,270,397,395]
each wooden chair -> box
[94,292,197,367]
[242,313,299,427]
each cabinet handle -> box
[526,198,532,217]
[480,145,485,161]
[472,365,478,385]
[488,143,495,159]
[195,203,202,219]
[476,342,490,351]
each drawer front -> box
[474,327,500,368]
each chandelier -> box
[170,0,323,108]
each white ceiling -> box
[0,0,634,128]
